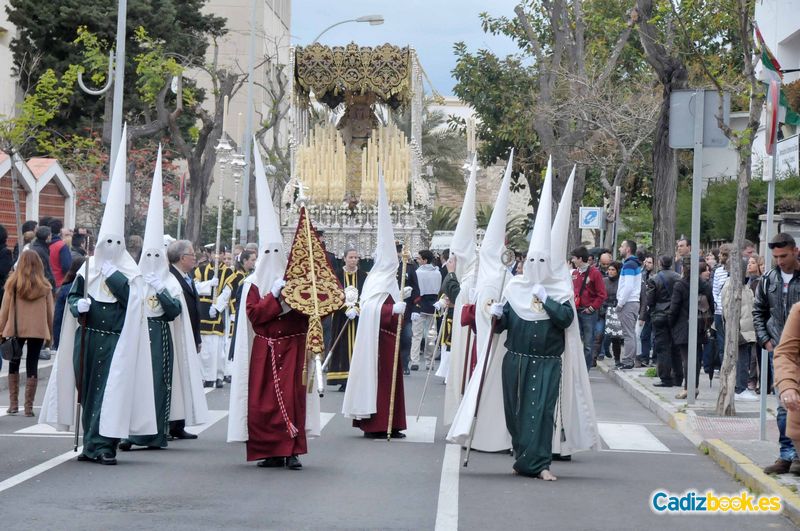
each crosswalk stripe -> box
[369,416,437,444]
[597,422,670,452]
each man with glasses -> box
[753,233,800,475]
[167,240,201,441]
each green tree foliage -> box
[6,0,225,138]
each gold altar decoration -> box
[296,124,347,203]
[360,123,411,204]
[294,43,412,109]
[283,206,345,355]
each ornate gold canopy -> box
[294,42,412,109]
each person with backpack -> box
[669,257,715,399]
[646,256,682,387]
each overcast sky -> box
[291,0,524,96]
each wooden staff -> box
[74,234,92,452]
[387,240,410,441]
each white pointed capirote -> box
[444,154,479,425]
[140,145,169,282]
[343,169,399,420]
[548,164,576,303]
[250,136,286,296]
[505,156,567,321]
[446,150,514,451]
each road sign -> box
[579,207,603,229]
[668,89,730,149]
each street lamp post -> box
[311,15,384,43]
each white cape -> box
[447,275,512,451]
[40,260,157,438]
[551,297,600,454]
[227,280,321,443]
[341,291,386,419]
[165,276,209,426]
[444,269,476,425]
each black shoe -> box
[76,453,92,462]
[338,384,347,392]
[203,380,214,388]
[169,429,198,440]
[552,453,572,461]
[410,364,419,371]
[257,457,286,468]
[215,378,224,388]
[223,375,232,384]
[653,381,673,388]
[619,364,634,370]
[363,431,387,439]
[97,453,117,465]
[286,455,302,470]
[403,368,410,375]
[390,430,406,439]
[118,441,133,451]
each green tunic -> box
[125,290,182,448]
[69,271,129,459]
[497,298,574,476]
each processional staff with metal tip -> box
[387,239,411,441]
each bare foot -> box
[538,469,557,481]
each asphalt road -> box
[0,365,793,530]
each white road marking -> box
[597,422,670,452]
[595,419,664,426]
[320,412,335,432]
[15,424,73,435]
[0,446,84,494]
[434,444,460,531]
[371,416,437,444]
[186,410,228,435]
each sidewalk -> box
[597,358,800,525]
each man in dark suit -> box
[166,239,201,440]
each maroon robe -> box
[245,287,309,461]
[460,303,478,376]
[353,296,407,434]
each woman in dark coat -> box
[669,258,715,399]
[601,262,623,366]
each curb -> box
[597,360,800,526]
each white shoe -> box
[735,390,759,401]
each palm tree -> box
[391,101,467,190]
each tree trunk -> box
[716,163,750,415]
[651,86,680,258]
[184,158,209,245]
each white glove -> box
[209,277,219,288]
[433,300,444,312]
[392,301,406,315]
[100,261,117,278]
[144,273,165,293]
[76,298,92,314]
[532,283,548,302]
[490,302,504,318]
[209,306,218,319]
[271,278,286,298]
[402,286,413,299]
[345,307,359,320]
[411,312,421,322]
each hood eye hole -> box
[155,253,159,258]
[107,239,112,244]
[116,240,121,245]
[539,258,545,262]
[146,253,152,257]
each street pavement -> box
[0,357,795,530]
